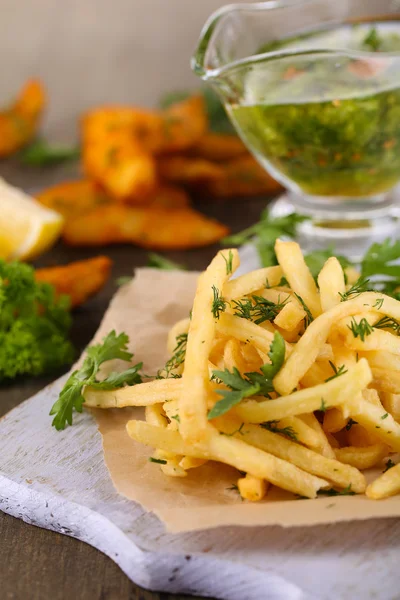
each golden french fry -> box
[274,302,306,331]
[236,359,371,423]
[179,457,208,470]
[145,404,168,428]
[83,378,182,408]
[223,266,283,300]
[361,350,400,372]
[380,392,400,422]
[223,338,247,374]
[214,416,365,493]
[277,416,321,449]
[159,95,208,153]
[180,249,239,443]
[299,413,336,459]
[275,239,322,318]
[237,474,269,501]
[273,292,391,396]
[371,368,400,394]
[36,256,112,308]
[318,257,346,312]
[167,318,190,355]
[366,463,400,499]
[334,445,389,470]
[323,408,348,434]
[347,424,379,447]
[347,393,400,451]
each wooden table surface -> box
[0,162,268,600]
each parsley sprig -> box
[208,332,285,419]
[50,331,142,430]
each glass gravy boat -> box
[192,0,400,255]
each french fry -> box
[371,368,400,394]
[214,416,365,493]
[223,338,248,374]
[83,378,182,408]
[334,445,389,470]
[145,404,167,428]
[346,393,400,451]
[148,185,190,209]
[36,256,112,308]
[0,79,46,156]
[223,266,283,300]
[380,392,400,422]
[361,350,400,372]
[191,133,247,162]
[157,156,224,183]
[366,463,400,499]
[237,474,269,501]
[274,301,306,331]
[318,257,346,312]
[180,250,239,443]
[323,408,348,434]
[347,424,379,447]
[63,205,229,249]
[300,413,336,459]
[179,457,208,470]
[274,292,392,396]
[235,359,372,422]
[167,318,190,355]
[274,416,320,449]
[275,239,322,318]
[205,155,282,198]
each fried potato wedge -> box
[63,205,229,249]
[205,155,282,197]
[191,133,247,162]
[0,79,46,157]
[159,95,208,153]
[36,256,112,308]
[36,180,110,220]
[148,184,190,209]
[83,130,157,201]
[158,156,224,183]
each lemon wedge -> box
[0,177,64,260]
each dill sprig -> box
[347,317,374,342]
[222,250,234,275]
[325,361,348,382]
[339,276,371,301]
[260,420,298,441]
[232,294,287,325]
[383,458,396,473]
[157,332,187,378]
[318,484,355,497]
[211,285,227,319]
[294,293,314,328]
[345,418,358,431]
[374,316,400,334]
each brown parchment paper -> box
[90,268,400,534]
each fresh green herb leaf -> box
[208,332,285,419]
[147,253,186,271]
[211,286,227,319]
[226,483,242,496]
[149,457,167,464]
[383,458,396,473]
[232,294,287,325]
[293,293,314,328]
[374,316,400,334]
[50,330,142,430]
[373,298,384,309]
[170,414,181,423]
[347,317,374,342]
[20,139,80,166]
[361,239,400,288]
[304,247,352,281]
[318,485,355,497]
[339,276,371,301]
[115,275,132,287]
[222,250,234,275]
[260,420,298,441]
[319,398,327,413]
[157,333,187,379]
[381,413,389,420]
[0,260,74,382]
[345,418,358,431]
[362,26,382,52]
[221,423,245,437]
[325,362,348,383]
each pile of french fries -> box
[83,241,400,502]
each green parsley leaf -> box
[260,420,298,441]
[115,275,132,287]
[0,260,74,381]
[361,239,400,286]
[50,330,142,430]
[147,253,186,271]
[208,332,285,419]
[304,247,352,281]
[19,139,80,166]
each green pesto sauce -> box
[229,22,400,197]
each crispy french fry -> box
[191,133,247,162]
[300,413,336,459]
[145,404,167,428]
[0,79,46,156]
[179,457,208,470]
[366,463,400,499]
[63,205,229,249]
[361,350,400,372]
[180,250,239,443]
[275,416,320,449]
[35,256,112,308]
[205,155,282,197]
[323,408,348,434]
[334,445,389,470]
[237,474,269,501]
[347,424,379,447]
[274,302,306,331]
[223,338,248,374]
[157,156,224,183]
[371,368,400,394]
[167,318,190,355]
[235,359,371,422]
[214,416,365,493]
[380,392,400,422]
[274,292,391,396]
[318,257,346,312]
[347,393,400,451]
[127,420,328,498]
[83,378,182,408]
[223,266,283,300]
[275,239,321,318]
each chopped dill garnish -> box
[221,423,245,437]
[211,285,227,319]
[318,485,355,497]
[260,420,298,441]
[222,250,234,275]
[373,298,384,310]
[339,276,371,301]
[347,317,374,342]
[345,418,358,431]
[170,414,180,423]
[381,413,389,420]
[294,293,314,328]
[319,398,327,413]
[383,458,396,473]
[232,294,287,325]
[325,362,348,382]
[149,457,167,464]
[157,332,187,378]
[374,316,400,334]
